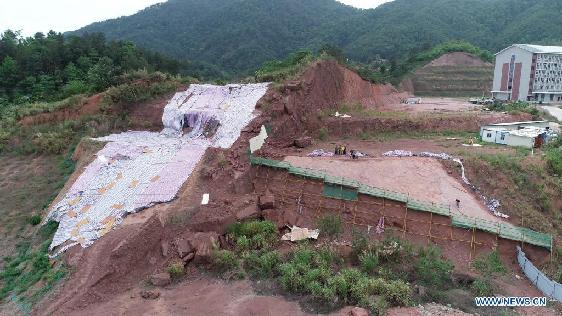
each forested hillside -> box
[73,0,562,75]
[0,30,182,104]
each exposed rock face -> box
[175,238,194,259]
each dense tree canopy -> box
[73,0,562,76]
[0,30,182,103]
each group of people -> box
[334,145,360,160]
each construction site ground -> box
[385,97,483,113]
[3,60,560,315]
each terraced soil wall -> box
[250,166,550,269]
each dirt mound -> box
[41,215,166,315]
[258,60,408,141]
[425,52,492,67]
[406,52,493,97]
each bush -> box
[471,278,493,296]
[27,215,41,226]
[472,250,507,275]
[317,214,342,238]
[167,262,185,279]
[416,246,453,288]
[32,130,72,154]
[227,220,277,251]
[546,147,562,175]
[381,280,412,306]
[211,249,239,273]
[244,251,281,278]
[359,250,379,274]
[351,229,369,262]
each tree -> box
[0,56,19,94]
[87,56,118,91]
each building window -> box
[500,134,505,140]
[487,133,492,138]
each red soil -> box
[19,93,103,127]
[35,60,554,315]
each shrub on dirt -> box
[471,278,493,296]
[27,215,41,226]
[279,245,411,311]
[227,220,277,251]
[359,250,379,275]
[317,214,342,239]
[167,262,185,279]
[416,246,453,288]
[211,249,239,273]
[351,229,369,260]
[105,72,180,106]
[243,251,281,278]
[376,237,412,263]
[381,279,412,306]
[546,147,562,175]
[472,250,507,275]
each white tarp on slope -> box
[47,83,269,252]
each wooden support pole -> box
[428,212,433,245]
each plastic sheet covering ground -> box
[47,83,269,253]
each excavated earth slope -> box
[403,52,493,97]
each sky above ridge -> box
[0,0,393,37]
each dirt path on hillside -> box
[284,156,503,223]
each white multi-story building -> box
[491,44,562,103]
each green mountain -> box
[73,0,562,75]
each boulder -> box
[150,272,171,287]
[189,232,220,264]
[175,238,194,259]
[258,192,275,210]
[350,307,369,316]
[236,204,261,221]
[294,136,312,148]
[140,290,160,300]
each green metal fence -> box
[250,155,552,250]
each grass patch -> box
[471,278,494,296]
[0,221,67,305]
[472,250,507,275]
[167,262,185,280]
[317,214,343,239]
[416,246,454,289]
[255,50,319,82]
